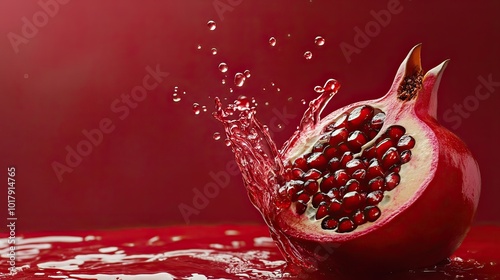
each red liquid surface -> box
[1,224,499,279]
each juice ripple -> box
[0,225,499,279]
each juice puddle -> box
[1,225,499,279]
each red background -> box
[0,0,498,232]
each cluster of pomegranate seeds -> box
[279,105,415,233]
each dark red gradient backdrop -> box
[0,1,498,232]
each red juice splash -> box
[212,79,341,272]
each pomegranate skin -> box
[274,45,481,276]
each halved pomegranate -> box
[213,44,481,277]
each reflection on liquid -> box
[0,225,498,279]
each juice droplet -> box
[287,97,293,102]
[218,62,228,73]
[244,70,251,78]
[197,44,202,50]
[213,132,221,140]
[276,88,281,92]
[301,99,307,105]
[229,88,234,93]
[304,51,313,60]
[174,86,179,92]
[314,85,324,93]
[211,48,218,55]
[24,74,29,78]
[314,36,325,46]
[234,73,246,87]
[224,138,231,146]
[182,91,187,95]
[202,105,207,112]
[222,79,226,85]
[192,103,201,115]
[173,93,181,102]
[269,37,277,47]
[235,95,250,110]
[207,20,216,31]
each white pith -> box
[280,101,436,238]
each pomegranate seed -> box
[351,209,366,226]
[295,201,308,215]
[375,138,394,159]
[328,157,341,172]
[397,135,416,151]
[326,189,341,200]
[328,199,342,215]
[320,174,335,192]
[303,169,322,180]
[315,203,329,220]
[368,177,384,191]
[345,179,361,192]
[291,168,304,180]
[333,169,349,188]
[364,206,381,222]
[312,193,327,208]
[333,114,348,129]
[304,180,319,195]
[347,106,374,129]
[312,142,325,152]
[329,128,349,146]
[347,130,368,152]
[342,191,362,211]
[345,159,367,176]
[362,146,377,159]
[381,147,401,170]
[337,217,356,233]
[340,152,354,168]
[400,150,412,163]
[321,217,338,230]
[297,192,310,203]
[293,157,308,171]
[385,172,401,191]
[351,169,366,182]
[307,152,328,170]
[366,190,384,205]
[366,159,384,180]
[386,125,406,140]
[323,145,338,159]
[337,143,350,155]
[371,112,386,131]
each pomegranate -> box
[213,44,481,277]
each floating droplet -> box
[234,73,246,87]
[229,88,234,93]
[269,37,277,47]
[301,99,307,105]
[287,33,291,37]
[197,44,202,50]
[277,88,281,92]
[304,51,313,60]
[192,103,201,115]
[202,105,207,112]
[172,93,181,102]
[218,62,228,73]
[182,91,187,95]
[314,86,324,93]
[24,74,29,79]
[222,79,226,85]
[264,102,269,106]
[235,95,250,110]
[211,48,217,55]
[174,86,179,92]
[207,20,216,31]
[213,132,221,140]
[224,139,232,146]
[287,97,293,102]
[314,36,325,46]
[244,70,251,78]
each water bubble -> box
[213,132,221,140]
[211,48,218,55]
[269,37,277,47]
[314,86,325,93]
[172,93,181,102]
[301,99,307,105]
[197,44,202,50]
[244,70,251,78]
[192,103,201,115]
[304,51,313,60]
[218,62,228,73]
[314,36,325,46]
[207,20,216,31]
[234,73,246,87]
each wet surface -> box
[1,224,499,279]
